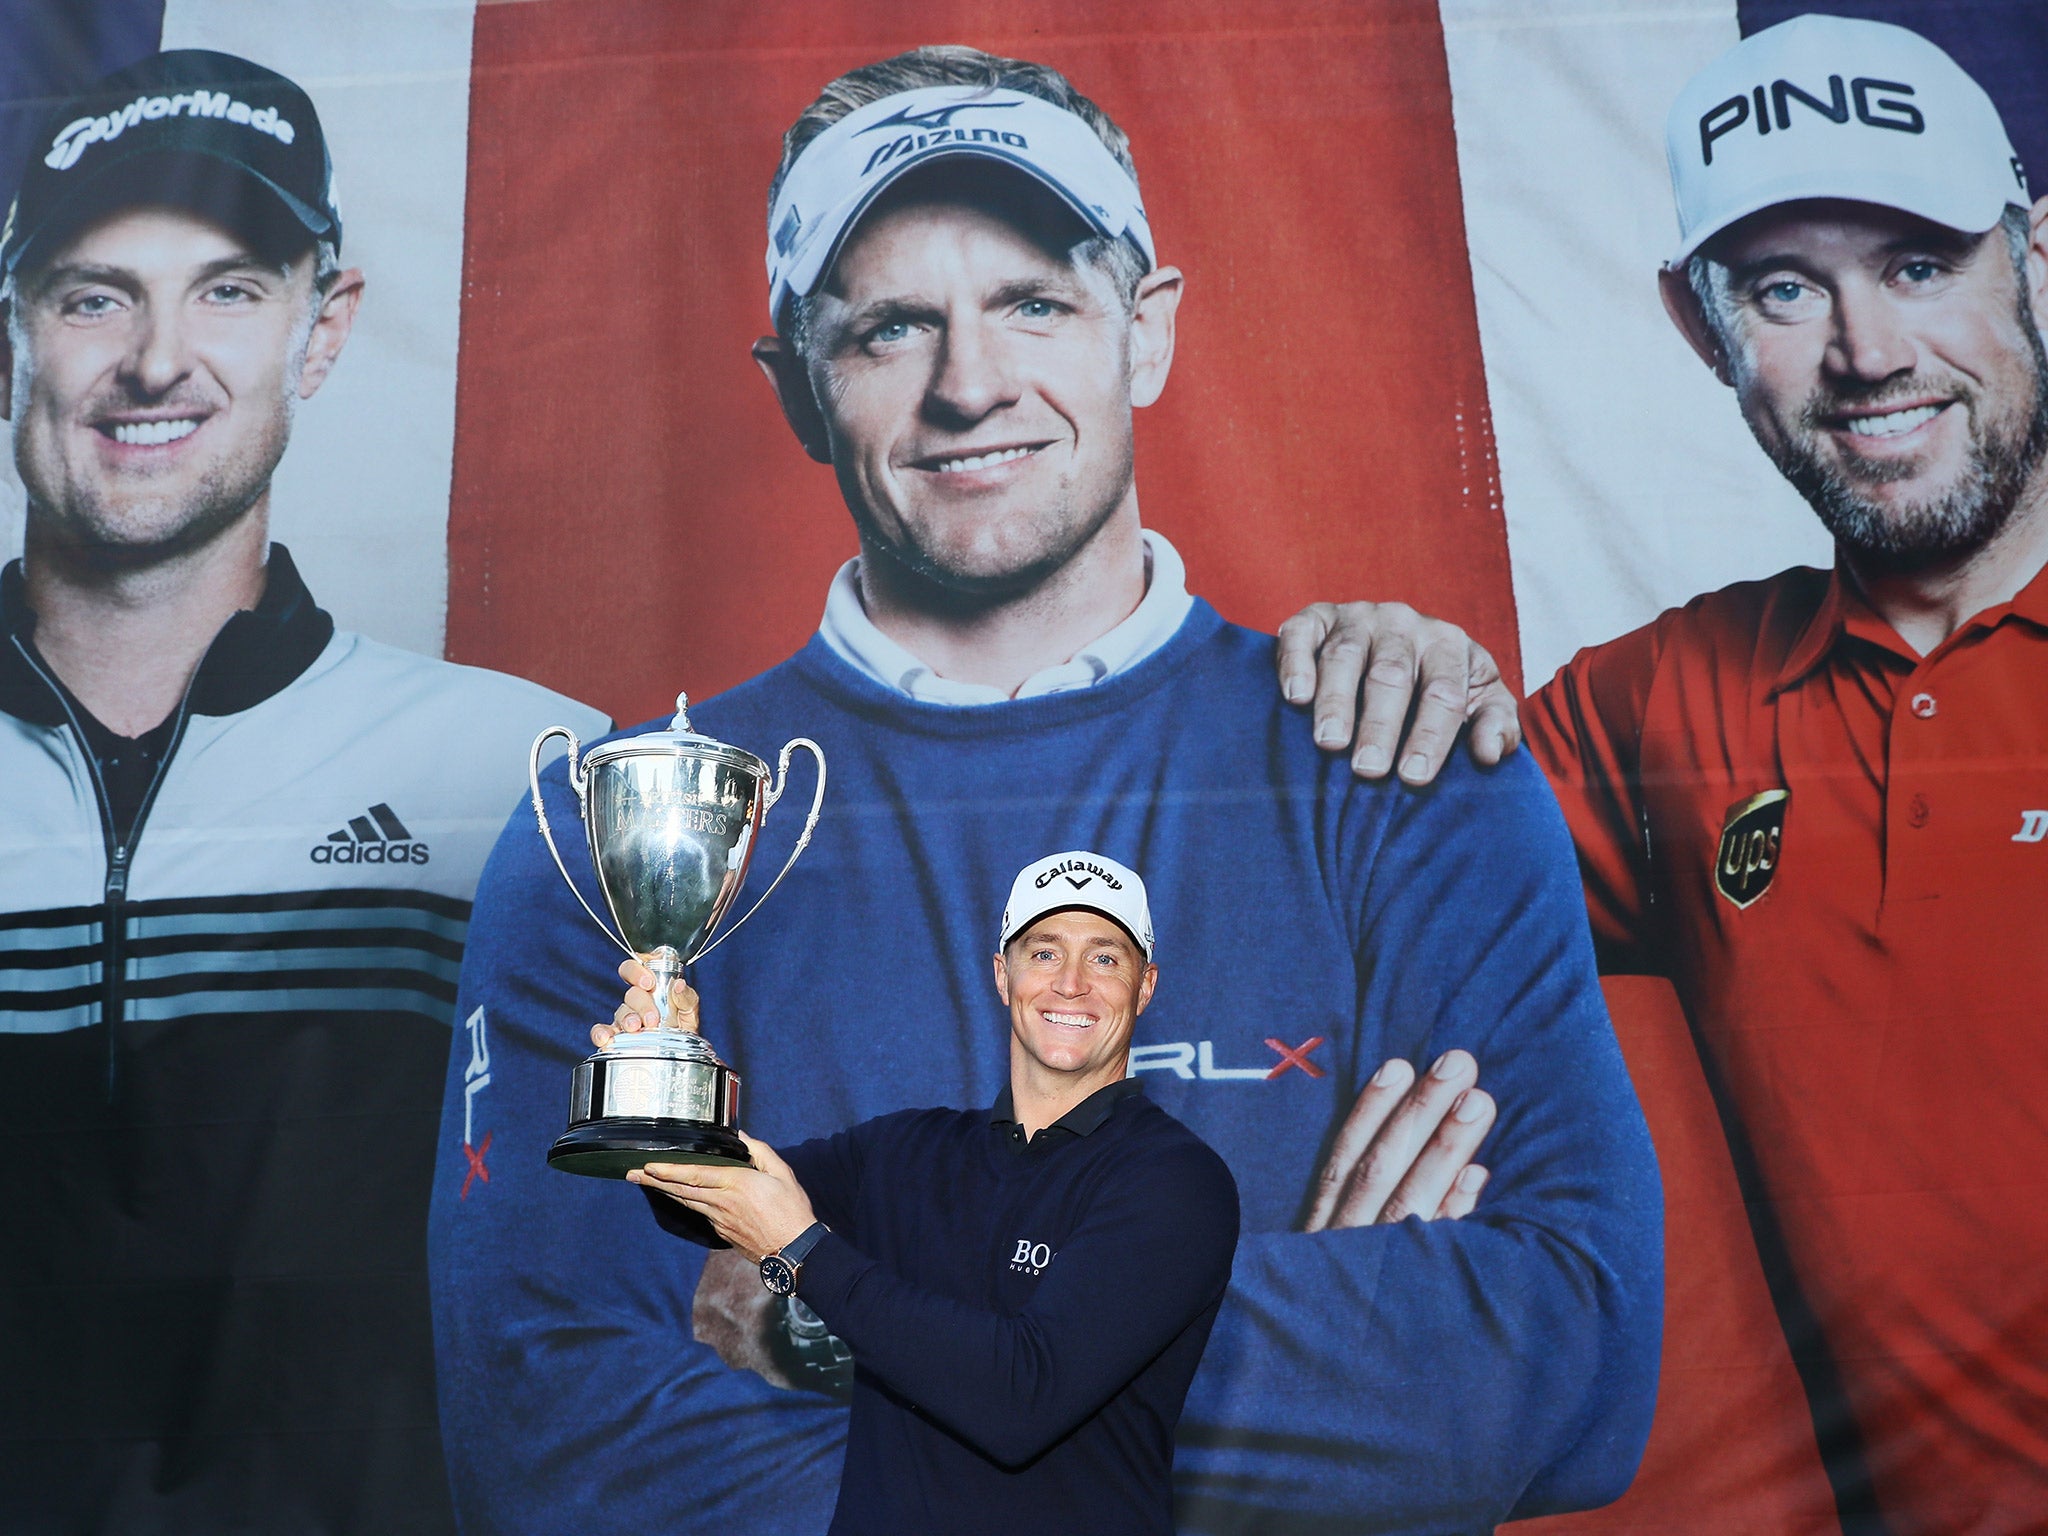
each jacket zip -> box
[8,633,198,1095]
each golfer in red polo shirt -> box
[1283,16,2048,1535]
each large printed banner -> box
[2,1,2044,1533]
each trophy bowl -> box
[529,694,824,1178]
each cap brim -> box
[1669,169,2015,268]
[5,145,333,277]
[1001,902,1149,959]
[777,144,1125,324]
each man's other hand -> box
[1276,601,1521,784]
[630,1132,817,1262]
[590,963,698,1049]
[1305,1049,1495,1229]
[692,1249,805,1391]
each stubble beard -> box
[31,451,279,573]
[845,430,1136,609]
[1746,318,2048,578]
[14,345,302,575]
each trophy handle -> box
[692,737,827,962]
[529,725,633,958]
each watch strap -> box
[779,1220,829,1266]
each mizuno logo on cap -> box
[857,99,1022,135]
[860,125,1030,178]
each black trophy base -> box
[547,1117,751,1179]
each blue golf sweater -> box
[430,601,1663,1535]
[649,1079,1239,1535]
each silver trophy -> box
[529,693,825,1177]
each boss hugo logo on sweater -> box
[310,803,432,864]
[1010,1238,1056,1276]
[1715,789,1788,909]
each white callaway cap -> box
[1666,14,2029,267]
[766,84,1155,322]
[999,850,1154,959]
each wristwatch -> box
[759,1220,828,1295]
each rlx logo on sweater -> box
[459,1006,492,1199]
[1131,1036,1327,1081]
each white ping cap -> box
[999,850,1154,959]
[1666,14,2029,267]
[766,84,1155,323]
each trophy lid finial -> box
[672,692,692,733]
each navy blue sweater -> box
[430,602,1662,1534]
[652,1080,1238,1535]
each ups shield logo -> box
[1716,790,1788,909]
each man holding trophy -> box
[432,45,1662,1535]
[610,853,1237,1535]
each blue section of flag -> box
[0,0,165,227]
[1741,1,2048,192]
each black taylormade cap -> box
[1,49,341,279]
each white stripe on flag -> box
[1440,0,1830,689]
[160,0,479,660]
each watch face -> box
[760,1255,796,1295]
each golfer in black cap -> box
[0,50,602,1535]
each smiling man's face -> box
[1704,198,2048,573]
[7,204,327,564]
[996,908,1156,1088]
[800,178,1148,598]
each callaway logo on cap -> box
[765,84,1155,323]
[2,48,341,278]
[1666,14,2028,267]
[999,850,1154,959]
